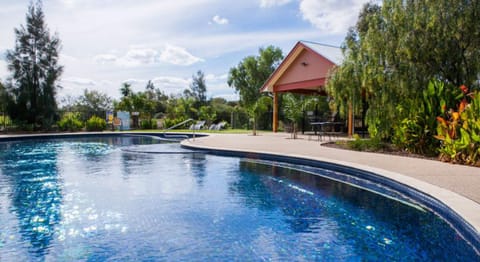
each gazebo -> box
[260,40,353,136]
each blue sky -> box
[0,0,371,102]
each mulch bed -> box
[322,141,438,161]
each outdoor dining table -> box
[310,121,344,135]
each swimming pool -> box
[0,135,478,261]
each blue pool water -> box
[0,135,478,261]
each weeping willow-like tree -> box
[326,27,366,131]
[327,0,480,145]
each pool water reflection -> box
[0,136,477,261]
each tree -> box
[177,97,198,120]
[142,80,157,120]
[185,70,207,106]
[0,81,8,129]
[0,81,7,112]
[117,83,133,112]
[246,96,271,136]
[120,82,133,97]
[75,89,112,120]
[228,46,283,107]
[199,105,216,126]
[5,1,63,129]
[141,80,168,118]
[283,94,313,139]
[228,46,283,133]
[145,80,154,92]
[327,0,480,147]
[152,88,168,117]
[210,97,234,124]
[115,81,169,125]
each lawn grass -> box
[126,129,256,134]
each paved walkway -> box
[181,132,480,232]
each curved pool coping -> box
[180,135,480,253]
[0,132,478,253]
[0,131,205,141]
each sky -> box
[0,0,371,102]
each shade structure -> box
[260,40,353,136]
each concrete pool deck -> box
[181,132,480,234]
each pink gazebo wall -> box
[274,49,335,93]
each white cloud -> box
[152,76,191,90]
[93,45,203,67]
[114,47,160,67]
[179,28,321,58]
[60,54,78,63]
[124,48,159,65]
[0,49,7,61]
[0,48,7,79]
[205,74,216,81]
[122,76,191,94]
[159,44,204,66]
[59,76,103,99]
[214,93,239,101]
[59,0,76,8]
[258,0,370,34]
[299,0,368,34]
[204,73,228,82]
[202,73,236,100]
[207,83,230,94]
[218,73,228,80]
[62,77,97,86]
[212,15,229,25]
[122,78,147,86]
[94,54,117,64]
[260,0,292,8]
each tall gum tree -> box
[6,1,63,129]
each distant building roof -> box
[300,40,343,65]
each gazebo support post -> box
[273,92,278,132]
[348,102,353,137]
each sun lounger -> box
[214,122,226,130]
[189,120,206,130]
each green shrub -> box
[436,88,480,166]
[163,117,186,129]
[0,115,11,126]
[347,134,388,152]
[150,119,158,129]
[86,115,106,131]
[58,112,83,132]
[393,80,459,156]
[141,119,157,129]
